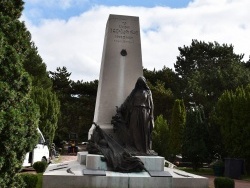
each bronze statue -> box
[87,76,156,172]
[116,76,154,154]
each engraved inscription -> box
[110,20,138,44]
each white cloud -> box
[23,0,250,81]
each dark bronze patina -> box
[87,76,156,172]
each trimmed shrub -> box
[33,161,47,173]
[211,160,225,176]
[20,174,38,188]
[214,177,235,188]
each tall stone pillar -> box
[89,14,143,138]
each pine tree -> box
[169,99,186,157]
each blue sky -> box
[22,0,250,81]
[24,0,191,25]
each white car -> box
[22,128,50,167]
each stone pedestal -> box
[137,156,165,171]
[80,153,165,172]
[43,152,208,188]
[77,151,88,164]
[85,154,108,170]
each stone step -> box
[77,152,165,171]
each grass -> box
[179,167,250,181]
[178,167,214,176]
[241,174,250,181]
[35,155,63,188]
[36,173,43,188]
[33,155,63,188]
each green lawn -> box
[179,167,250,181]
[178,167,214,176]
[36,173,43,188]
[34,156,62,188]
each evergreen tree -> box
[50,67,97,143]
[152,115,170,159]
[71,80,97,141]
[31,87,60,144]
[0,33,39,187]
[215,85,250,172]
[144,66,182,98]
[50,66,72,99]
[50,67,73,143]
[148,80,175,121]
[183,106,208,171]
[1,0,60,148]
[169,99,186,157]
[0,1,58,186]
[0,0,24,19]
[23,44,52,89]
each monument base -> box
[43,152,208,188]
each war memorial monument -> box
[43,14,208,188]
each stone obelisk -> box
[89,14,143,137]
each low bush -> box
[211,160,224,176]
[20,173,38,188]
[33,161,47,173]
[214,177,235,188]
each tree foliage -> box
[169,99,186,156]
[174,40,250,114]
[0,0,24,19]
[0,1,60,186]
[147,80,174,121]
[23,44,52,89]
[50,67,72,99]
[144,67,178,122]
[152,115,170,159]
[214,86,250,163]
[31,87,60,144]
[0,32,39,188]
[182,106,208,171]
[144,66,181,98]
[50,67,98,143]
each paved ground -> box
[60,154,77,162]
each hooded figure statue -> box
[87,76,156,173]
[117,76,154,154]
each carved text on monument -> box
[110,21,138,44]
